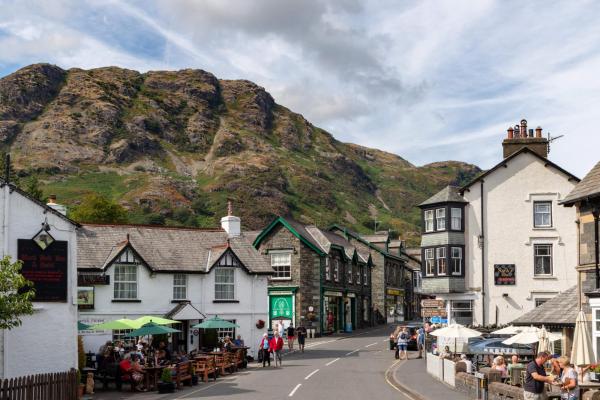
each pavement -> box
[86,326,464,400]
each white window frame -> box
[413,271,422,289]
[424,210,434,232]
[363,266,368,286]
[173,274,187,300]
[334,259,340,282]
[436,208,446,231]
[217,319,236,341]
[270,251,292,280]
[534,201,552,228]
[214,267,235,300]
[436,247,447,275]
[325,257,331,281]
[347,264,353,284]
[534,244,553,276]
[451,247,462,275]
[425,249,435,276]
[114,263,138,300]
[451,208,462,230]
[356,266,361,284]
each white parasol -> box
[491,325,523,335]
[502,326,561,345]
[571,310,596,366]
[430,323,482,354]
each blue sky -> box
[0,0,598,176]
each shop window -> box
[173,274,187,300]
[450,300,472,325]
[424,210,434,232]
[534,244,553,276]
[114,263,137,300]
[451,247,462,275]
[436,208,446,231]
[270,251,292,280]
[436,247,447,275]
[425,249,434,276]
[215,267,235,300]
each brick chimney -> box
[220,199,241,237]
[502,119,549,158]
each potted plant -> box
[256,319,265,329]
[76,369,85,399]
[157,368,175,394]
[590,365,600,381]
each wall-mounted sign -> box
[78,273,110,286]
[18,239,68,302]
[421,299,445,308]
[494,264,516,285]
[77,286,94,309]
[386,289,403,296]
[422,308,448,318]
[270,295,293,319]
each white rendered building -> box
[77,212,271,358]
[419,120,579,326]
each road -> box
[94,326,415,400]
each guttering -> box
[480,179,486,326]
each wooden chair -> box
[234,349,245,369]
[195,358,217,382]
[215,354,231,375]
[175,361,193,389]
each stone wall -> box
[488,382,524,400]
[454,372,479,399]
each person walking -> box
[417,326,425,359]
[524,351,554,400]
[297,324,307,353]
[271,332,284,367]
[259,333,271,367]
[287,324,295,350]
[397,327,409,360]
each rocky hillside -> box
[0,64,480,243]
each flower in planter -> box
[160,368,173,383]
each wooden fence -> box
[0,369,78,400]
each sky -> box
[0,0,598,176]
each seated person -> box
[233,335,244,347]
[439,346,451,359]
[223,336,234,352]
[129,354,146,391]
[492,356,508,378]
[459,354,473,373]
[507,355,524,373]
[156,350,169,366]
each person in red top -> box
[270,332,285,367]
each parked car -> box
[388,322,422,351]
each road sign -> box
[421,308,447,318]
[421,299,445,308]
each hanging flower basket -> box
[256,319,265,329]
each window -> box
[451,247,462,275]
[534,244,553,276]
[347,264,353,284]
[114,264,137,299]
[113,329,133,343]
[450,300,473,325]
[425,249,435,276]
[325,258,331,281]
[173,274,187,300]
[535,298,549,307]
[436,247,447,275]
[436,208,446,231]
[217,319,236,341]
[534,202,552,228]
[413,271,422,290]
[451,208,462,230]
[357,266,362,285]
[363,267,368,286]
[271,252,292,279]
[215,267,235,300]
[334,259,340,282]
[424,210,434,232]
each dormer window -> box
[113,249,138,300]
[436,208,446,231]
[424,210,434,232]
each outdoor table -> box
[579,382,600,398]
[142,365,164,391]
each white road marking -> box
[289,383,302,397]
[325,357,340,366]
[365,342,378,348]
[346,349,360,356]
[304,369,319,380]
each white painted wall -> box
[0,189,78,378]
[79,260,268,358]
[464,152,578,325]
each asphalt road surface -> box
[94,326,415,400]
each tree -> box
[0,256,35,330]
[70,193,128,224]
[23,175,44,202]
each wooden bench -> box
[175,361,193,389]
[195,357,217,382]
[234,349,246,369]
[224,352,237,373]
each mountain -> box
[0,63,480,244]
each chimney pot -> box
[528,128,534,137]
[514,124,521,138]
[227,199,233,216]
[535,126,542,138]
[507,127,514,139]
[520,119,527,139]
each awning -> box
[165,301,205,321]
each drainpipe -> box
[480,180,486,326]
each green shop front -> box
[322,289,357,333]
[268,287,297,330]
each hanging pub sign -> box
[494,264,516,285]
[77,287,94,309]
[18,239,68,302]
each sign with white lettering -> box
[421,299,445,308]
[18,239,68,302]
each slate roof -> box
[360,233,390,244]
[562,161,600,205]
[304,225,368,263]
[419,185,466,207]
[77,224,272,274]
[328,224,405,262]
[511,286,588,327]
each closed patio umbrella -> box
[537,326,551,353]
[192,316,240,329]
[125,322,181,338]
[571,310,596,366]
[132,316,179,328]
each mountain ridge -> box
[0,63,481,243]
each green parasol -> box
[125,322,181,338]
[192,316,240,329]
[132,316,179,328]
[89,318,139,331]
[78,321,91,331]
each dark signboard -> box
[18,239,68,302]
[494,264,516,285]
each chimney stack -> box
[502,118,549,159]
[220,199,241,238]
[46,194,67,215]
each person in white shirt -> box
[460,354,473,373]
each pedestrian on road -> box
[524,351,554,400]
[260,333,271,367]
[297,324,307,353]
[287,324,295,350]
[397,327,409,360]
[417,326,425,359]
[278,323,285,339]
[271,332,284,367]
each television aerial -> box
[547,132,564,154]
